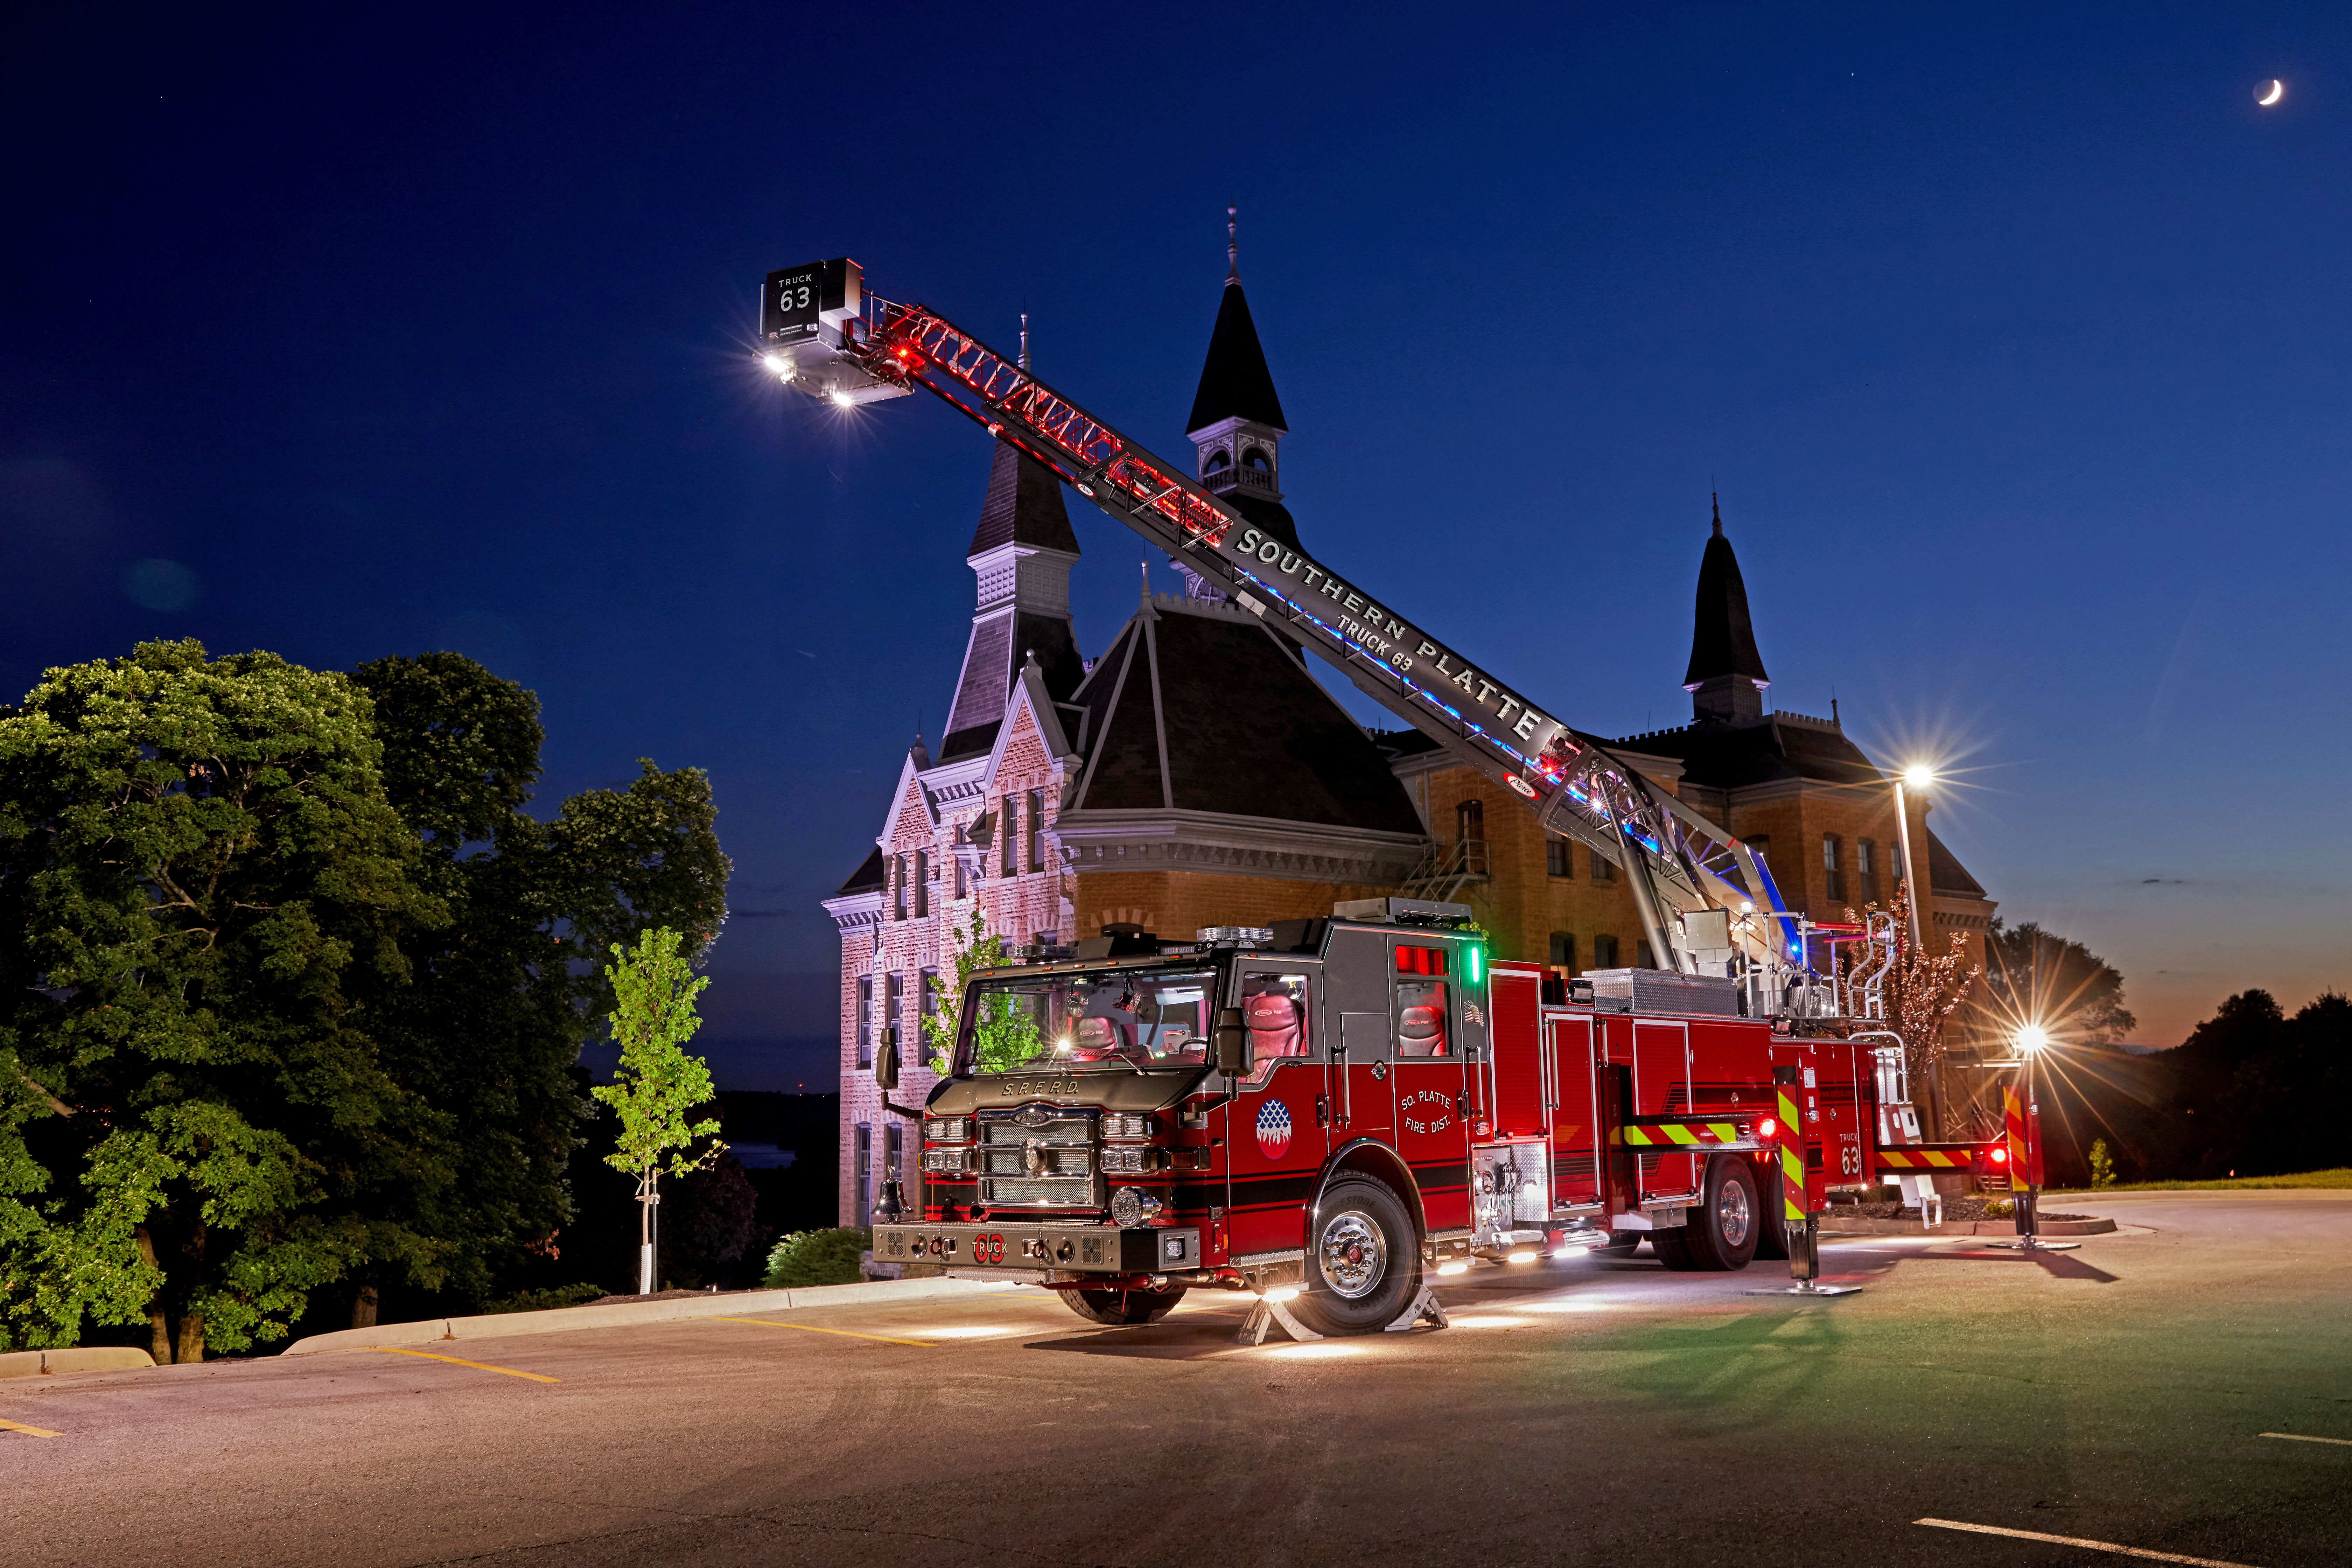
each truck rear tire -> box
[1295,1175,1418,1336]
[1064,1283,1187,1325]
[1650,1224,1697,1270]
[1680,1156,1762,1270]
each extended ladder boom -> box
[759,258,1801,980]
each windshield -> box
[958,966,1215,1074]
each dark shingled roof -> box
[1070,598,1421,834]
[1611,714,1878,791]
[939,611,1086,758]
[1925,826,1984,899]
[1186,282,1288,436]
[1685,506,1769,687]
[966,438,1080,557]
[833,844,886,897]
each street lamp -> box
[1988,1021,2080,1253]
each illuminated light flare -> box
[1256,1285,1302,1303]
[1757,1116,1777,1139]
[1507,1248,1540,1264]
[1435,1261,1470,1277]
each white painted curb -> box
[282,1276,1021,1357]
[0,1346,158,1380]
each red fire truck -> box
[760,257,2043,1334]
[870,899,2022,1334]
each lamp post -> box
[1891,764,1932,953]
[1988,1023,2080,1253]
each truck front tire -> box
[1295,1175,1418,1335]
[1064,1283,1187,1325]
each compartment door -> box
[1631,1019,1698,1202]
[1547,1016,1603,1210]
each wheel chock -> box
[1384,1281,1450,1333]
[1237,1294,1323,1346]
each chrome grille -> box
[977,1110,1097,1208]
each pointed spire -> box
[1684,497,1770,723]
[910,732,932,770]
[1019,312,1030,372]
[1188,209,1288,436]
[1712,491,1723,538]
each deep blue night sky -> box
[9,5,2350,1085]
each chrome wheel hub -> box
[1317,1210,1387,1299]
[1719,1180,1752,1248]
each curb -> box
[0,1346,158,1381]
[282,1275,1021,1357]
[1820,1215,2118,1238]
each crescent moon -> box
[2258,79,2284,106]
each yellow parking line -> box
[370,1347,559,1382]
[1,1417,63,1437]
[1916,1518,2260,1567]
[2261,1431,2352,1447]
[713,1316,934,1348]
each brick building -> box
[823,248,1996,1223]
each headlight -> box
[1102,1113,1151,1139]
[921,1148,973,1175]
[1101,1146,1161,1175]
[925,1117,970,1143]
[1110,1186,1163,1228]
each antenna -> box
[1019,312,1030,372]
[1226,204,1239,283]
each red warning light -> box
[1757,1117,1777,1139]
[1990,1146,2009,1163]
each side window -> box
[1593,933,1621,968]
[1394,945,1451,1058]
[1239,971,1311,1083]
[1548,931,1576,970]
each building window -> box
[1546,833,1574,878]
[1590,845,1616,882]
[1001,796,1017,877]
[1549,931,1577,970]
[855,976,872,1069]
[1457,799,1486,876]
[1823,834,1846,902]
[892,853,907,920]
[886,971,903,1055]
[920,966,939,1024]
[913,849,929,918]
[1858,839,1878,903]
[953,852,966,900]
[1027,788,1045,872]
[886,1122,903,1194]
[854,1124,872,1222]
[1637,940,1656,970]
[1593,933,1620,968]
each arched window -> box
[1241,446,1270,470]
[1206,449,1231,470]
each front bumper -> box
[874,1221,1200,1274]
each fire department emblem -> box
[1256,1099,1293,1159]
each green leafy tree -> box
[350,655,730,1318]
[917,907,1030,1081]
[0,641,447,1357]
[591,927,720,1294]
[2087,1138,2116,1189]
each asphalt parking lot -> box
[5,1190,2349,1568]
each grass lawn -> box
[2047,1168,2352,1194]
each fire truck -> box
[757,258,2044,1335]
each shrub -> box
[764,1228,870,1288]
[1982,1198,2016,1218]
[2087,1139,2117,1190]
[482,1283,607,1315]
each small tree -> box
[920,908,1020,1074]
[590,927,721,1294]
[1839,879,1980,1140]
[2087,1138,2117,1190]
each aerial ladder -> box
[756,257,1816,1002]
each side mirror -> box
[877,1028,901,1092]
[1213,1007,1249,1075]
